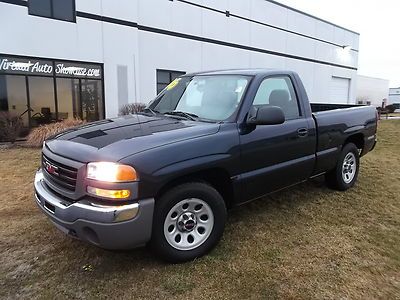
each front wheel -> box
[326,143,360,191]
[150,182,227,263]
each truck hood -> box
[45,114,221,162]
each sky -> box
[275,0,399,87]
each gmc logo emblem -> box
[44,161,59,175]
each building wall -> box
[356,75,390,107]
[0,0,360,118]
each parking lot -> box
[1,120,399,299]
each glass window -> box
[0,56,104,129]
[171,72,184,81]
[151,75,250,121]
[156,70,186,94]
[0,75,8,111]
[253,76,300,120]
[29,0,75,22]
[56,78,80,120]
[0,75,29,128]
[28,77,56,127]
[157,71,171,84]
[56,79,103,122]
[28,0,52,18]
[52,0,75,21]
[81,80,103,122]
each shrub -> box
[119,103,146,115]
[0,112,23,143]
[378,105,397,115]
[385,105,396,114]
[26,119,86,148]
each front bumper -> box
[34,169,155,250]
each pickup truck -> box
[34,69,377,262]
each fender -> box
[152,153,232,178]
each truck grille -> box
[42,154,78,191]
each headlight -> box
[87,162,138,182]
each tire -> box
[326,143,360,191]
[150,182,227,263]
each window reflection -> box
[56,78,103,122]
[0,75,29,127]
[56,78,80,120]
[81,79,103,122]
[29,76,56,126]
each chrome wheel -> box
[164,198,214,251]
[342,152,357,183]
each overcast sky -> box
[275,0,399,87]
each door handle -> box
[297,128,308,137]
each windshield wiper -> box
[142,107,159,116]
[163,111,199,121]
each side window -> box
[253,76,300,120]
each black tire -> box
[326,143,360,191]
[150,182,227,263]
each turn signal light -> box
[87,186,131,199]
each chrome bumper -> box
[34,169,155,249]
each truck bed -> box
[311,104,377,175]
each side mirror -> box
[247,105,285,126]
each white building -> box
[389,88,400,105]
[0,0,360,130]
[356,75,389,107]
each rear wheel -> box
[326,143,360,191]
[150,182,227,263]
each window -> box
[29,76,56,127]
[156,69,185,94]
[0,55,104,136]
[253,76,300,120]
[29,0,76,22]
[0,75,30,127]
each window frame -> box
[28,0,76,23]
[251,74,303,120]
[156,69,186,95]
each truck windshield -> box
[148,75,251,121]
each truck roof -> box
[185,68,294,77]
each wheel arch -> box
[155,168,235,209]
[344,133,364,152]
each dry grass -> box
[26,119,86,147]
[0,120,399,299]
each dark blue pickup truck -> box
[34,69,377,262]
